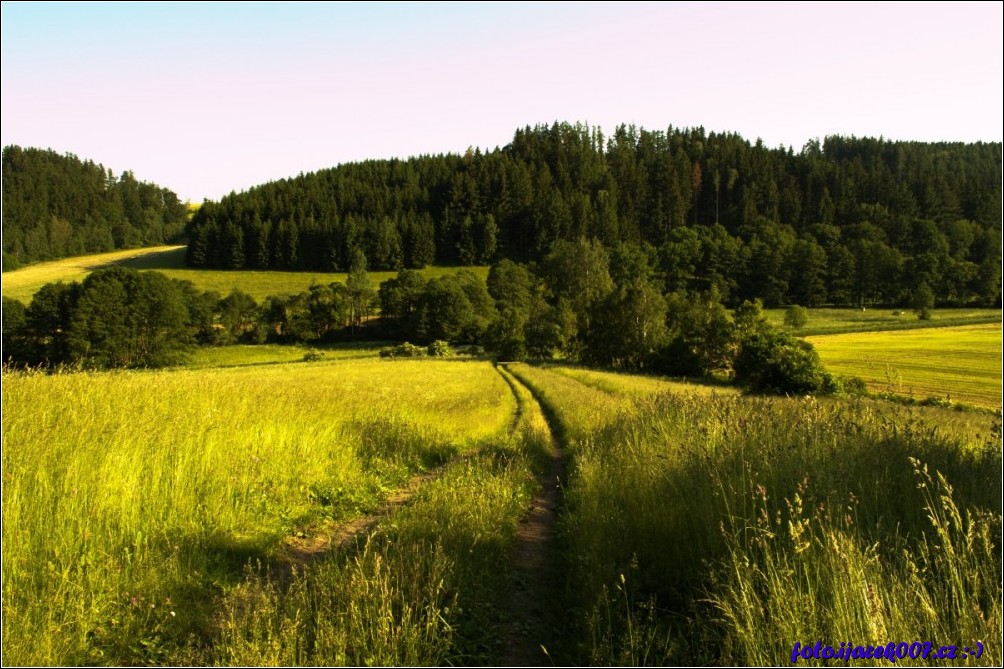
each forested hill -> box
[188,123,1002,307]
[2,146,189,270]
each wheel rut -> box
[271,371,525,584]
[495,364,567,666]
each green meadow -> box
[2,246,489,303]
[808,323,1003,409]
[509,364,1001,665]
[765,307,1002,336]
[4,358,1000,665]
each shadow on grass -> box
[117,246,188,270]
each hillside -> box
[186,124,1003,308]
[1,146,189,269]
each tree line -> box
[2,146,189,269]
[186,123,1002,307]
[3,241,836,395]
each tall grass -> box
[2,359,514,664]
[206,365,554,665]
[515,365,1002,665]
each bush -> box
[911,282,935,319]
[734,330,832,395]
[783,305,808,329]
[379,342,425,358]
[302,349,324,362]
[427,340,453,357]
[835,375,868,395]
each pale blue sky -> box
[3,1,1001,202]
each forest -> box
[186,123,1002,308]
[1,146,189,269]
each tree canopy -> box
[185,123,1001,307]
[2,146,189,269]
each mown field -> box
[765,306,1002,335]
[4,357,1000,665]
[1,245,489,303]
[809,323,1003,409]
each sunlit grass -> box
[543,364,738,399]
[183,342,387,368]
[512,365,1001,665]
[2,245,489,302]
[809,323,1002,409]
[215,366,553,665]
[1,359,514,665]
[1,245,185,302]
[764,307,1001,335]
[5,353,999,665]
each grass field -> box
[1,359,516,665]
[809,323,1003,409]
[4,358,1000,665]
[510,364,1001,665]
[765,306,1002,335]
[1,246,186,302]
[2,245,489,303]
[183,342,388,368]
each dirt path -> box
[496,367,567,666]
[271,376,524,583]
[270,467,443,581]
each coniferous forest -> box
[1,145,189,269]
[186,123,1002,308]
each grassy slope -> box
[1,245,186,302]
[2,245,489,303]
[809,323,1003,408]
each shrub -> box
[427,340,453,357]
[783,305,808,329]
[734,330,832,395]
[835,375,868,395]
[379,342,425,358]
[302,349,324,362]
[911,282,935,319]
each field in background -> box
[765,306,1001,335]
[2,245,489,303]
[1,245,185,302]
[183,342,387,368]
[809,323,1003,409]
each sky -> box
[2,1,1001,203]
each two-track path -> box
[268,362,570,666]
[495,365,568,666]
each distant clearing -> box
[1,245,185,302]
[808,323,1003,408]
[2,246,489,302]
